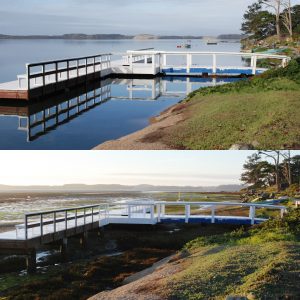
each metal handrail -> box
[27,53,112,68]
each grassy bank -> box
[149,58,300,150]
[164,209,300,299]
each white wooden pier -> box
[0,201,286,242]
[0,51,291,100]
[0,200,286,272]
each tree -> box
[291,5,300,34]
[241,152,300,192]
[281,151,292,186]
[259,151,282,191]
[241,2,276,39]
[241,153,275,188]
[290,155,300,185]
[281,0,293,38]
[260,0,283,40]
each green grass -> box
[166,209,300,300]
[159,59,300,150]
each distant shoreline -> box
[0,33,244,40]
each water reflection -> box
[0,77,241,148]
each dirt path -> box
[93,103,187,150]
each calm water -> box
[0,39,242,150]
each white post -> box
[250,56,255,68]
[150,205,154,221]
[249,206,256,225]
[128,205,131,219]
[152,54,156,75]
[25,215,28,240]
[252,56,257,75]
[161,204,165,217]
[281,58,288,68]
[163,54,167,68]
[144,55,147,65]
[130,54,133,73]
[212,54,217,74]
[157,204,161,222]
[211,206,215,224]
[185,205,190,223]
[280,208,285,218]
[187,54,192,73]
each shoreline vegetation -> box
[91,209,300,300]
[95,58,300,150]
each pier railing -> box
[15,201,287,240]
[126,51,291,75]
[17,204,108,240]
[18,53,112,90]
[152,201,287,225]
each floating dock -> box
[0,51,290,101]
[0,201,286,272]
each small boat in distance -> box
[177,40,192,49]
[204,37,219,45]
[207,40,218,45]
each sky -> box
[0,151,299,187]
[0,0,258,36]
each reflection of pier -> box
[0,77,240,142]
[114,77,237,101]
[0,79,112,142]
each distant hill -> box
[0,184,245,193]
[133,34,158,40]
[0,34,204,40]
[217,34,246,40]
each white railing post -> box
[40,214,43,237]
[252,56,257,75]
[163,54,167,68]
[25,215,28,240]
[130,54,133,72]
[152,54,156,75]
[54,212,57,233]
[65,211,68,230]
[185,205,190,223]
[280,208,285,218]
[150,205,154,220]
[26,64,30,91]
[211,206,215,224]
[128,205,131,219]
[161,204,165,217]
[187,54,192,73]
[157,204,161,222]
[249,206,256,225]
[212,54,217,74]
